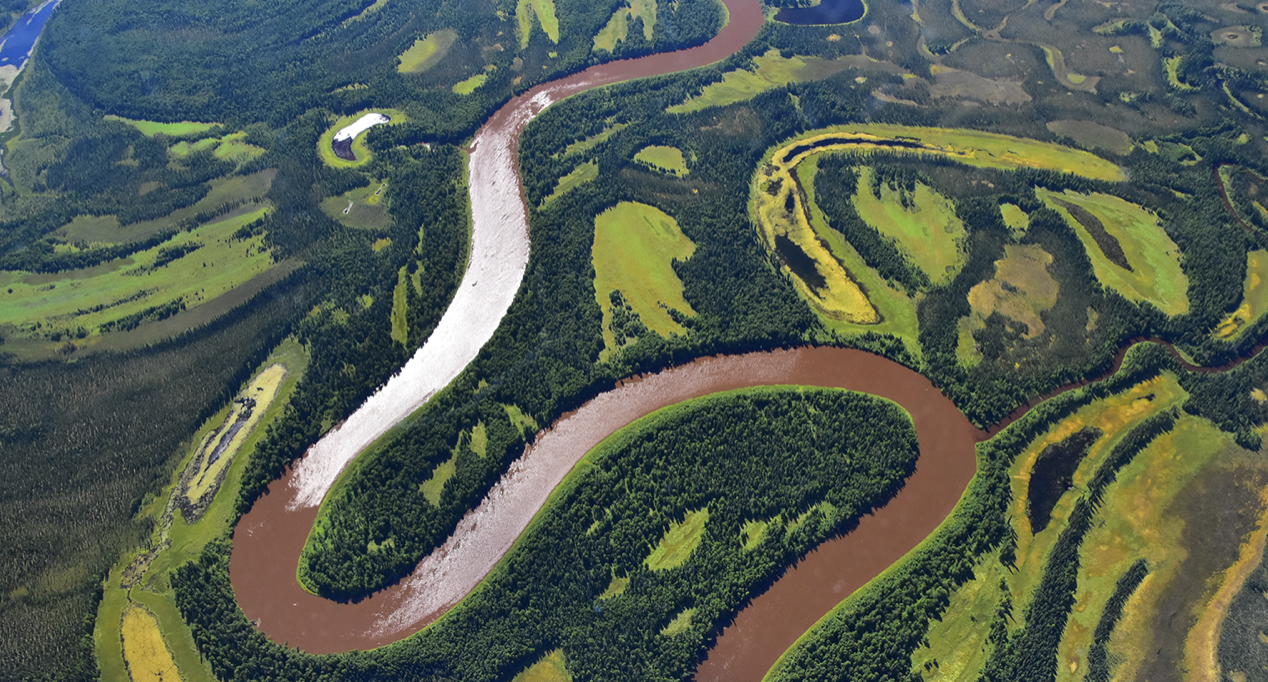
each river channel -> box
[232,0,976,676]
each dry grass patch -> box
[120,604,180,682]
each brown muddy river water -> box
[232,348,979,661]
[229,0,983,676]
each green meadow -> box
[517,0,559,48]
[591,201,696,358]
[1,207,274,339]
[593,0,656,52]
[645,509,709,571]
[104,115,218,138]
[634,145,688,176]
[541,161,597,207]
[559,123,627,157]
[669,50,875,114]
[397,29,458,74]
[852,166,966,286]
[321,179,392,230]
[512,649,573,682]
[452,74,488,95]
[1037,189,1188,316]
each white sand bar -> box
[333,113,390,142]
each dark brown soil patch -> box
[1051,197,1133,271]
[332,137,355,161]
[1139,459,1268,682]
[1027,426,1101,533]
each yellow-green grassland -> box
[317,109,407,168]
[541,161,598,207]
[1037,189,1188,316]
[591,201,696,359]
[669,50,905,114]
[513,649,573,682]
[645,508,709,571]
[852,166,966,286]
[593,0,656,52]
[397,29,458,74]
[1214,250,1268,340]
[517,0,559,48]
[452,73,488,95]
[95,340,307,682]
[0,207,278,351]
[105,116,219,138]
[633,145,688,176]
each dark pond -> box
[773,0,866,25]
[0,0,60,69]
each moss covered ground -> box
[1037,189,1189,316]
[852,166,966,286]
[669,50,884,114]
[1214,250,1268,340]
[591,201,696,358]
[397,29,458,74]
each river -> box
[232,0,976,676]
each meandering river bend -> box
[232,1,980,678]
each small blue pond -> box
[0,0,60,69]
[774,0,866,25]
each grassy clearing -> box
[771,125,1125,182]
[795,159,920,354]
[1037,189,1188,316]
[1000,203,1029,237]
[912,375,1188,680]
[452,74,488,95]
[753,150,880,329]
[120,603,179,682]
[959,244,1060,365]
[183,364,287,505]
[503,403,539,435]
[397,29,458,74]
[634,145,687,176]
[212,132,264,162]
[645,509,709,571]
[169,137,217,157]
[852,166,966,285]
[560,123,627,157]
[593,0,656,52]
[1215,251,1268,339]
[391,266,411,345]
[320,178,391,230]
[517,0,559,48]
[591,201,696,358]
[317,109,407,168]
[95,340,307,682]
[661,609,695,636]
[1,207,273,340]
[670,49,885,114]
[56,169,276,245]
[599,573,629,599]
[541,161,597,207]
[105,115,218,138]
[741,519,769,551]
[513,650,572,682]
[421,455,457,505]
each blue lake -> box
[0,0,60,69]
[774,0,866,25]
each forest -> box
[6,0,1268,679]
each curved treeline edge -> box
[1085,559,1150,682]
[175,387,919,681]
